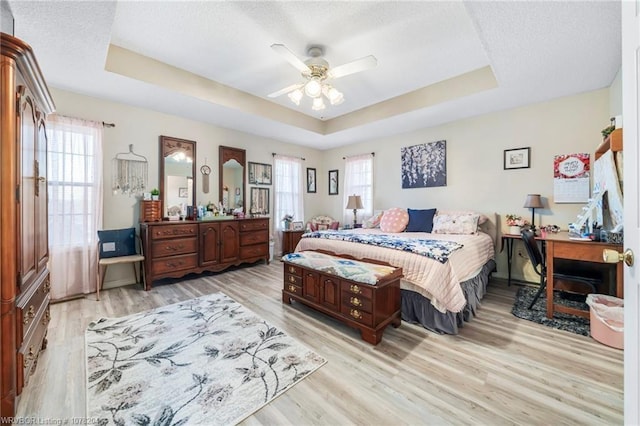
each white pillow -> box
[432,213,480,235]
[436,210,489,225]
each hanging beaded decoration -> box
[112,144,148,196]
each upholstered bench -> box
[282,250,402,345]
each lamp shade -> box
[346,195,364,210]
[523,194,543,209]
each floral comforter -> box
[301,230,463,264]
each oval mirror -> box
[160,135,196,218]
[219,146,246,213]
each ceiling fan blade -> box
[271,44,311,75]
[328,55,377,79]
[267,83,303,98]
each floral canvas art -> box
[401,140,447,188]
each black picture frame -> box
[306,168,317,193]
[248,162,272,185]
[504,147,531,170]
[328,169,339,195]
[249,187,269,214]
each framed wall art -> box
[249,187,270,214]
[401,140,447,188]
[504,147,531,170]
[178,187,188,198]
[307,168,317,193]
[328,170,339,195]
[248,162,272,185]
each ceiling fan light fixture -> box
[288,89,303,105]
[324,85,344,105]
[312,97,325,111]
[304,78,322,98]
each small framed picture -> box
[178,187,188,198]
[307,168,317,193]
[328,169,339,195]
[248,162,272,185]
[504,147,531,170]
[292,221,304,231]
[249,187,269,214]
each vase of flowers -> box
[282,214,294,230]
[505,214,528,235]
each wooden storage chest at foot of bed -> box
[282,252,402,345]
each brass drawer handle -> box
[350,284,361,294]
[350,297,362,307]
[288,285,297,293]
[23,346,35,368]
[350,309,362,320]
[43,310,51,326]
[288,275,296,283]
[43,280,51,293]
[288,266,296,273]
[23,305,35,325]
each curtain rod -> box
[102,121,115,128]
[272,152,305,160]
[343,152,375,159]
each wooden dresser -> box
[1,33,55,417]
[282,230,304,256]
[140,217,269,288]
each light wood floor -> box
[16,261,623,425]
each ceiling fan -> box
[268,43,377,111]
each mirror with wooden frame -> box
[160,135,196,218]
[219,145,246,213]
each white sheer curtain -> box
[273,155,304,256]
[46,115,103,300]
[343,153,374,226]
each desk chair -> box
[97,227,145,301]
[520,229,600,314]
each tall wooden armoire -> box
[1,33,55,417]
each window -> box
[46,115,103,299]
[343,153,374,225]
[273,155,304,229]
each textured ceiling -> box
[7,1,621,149]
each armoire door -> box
[35,113,48,273]
[18,86,38,291]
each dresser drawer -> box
[239,219,269,232]
[150,224,198,240]
[284,282,303,296]
[17,273,50,340]
[342,292,372,312]
[18,303,50,389]
[240,230,269,246]
[151,237,198,257]
[342,281,373,299]
[285,273,302,286]
[240,244,268,258]
[341,305,373,327]
[151,254,199,275]
[284,264,302,276]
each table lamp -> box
[346,195,364,227]
[523,194,543,230]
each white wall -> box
[609,68,622,117]
[322,89,610,282]
[49,88,325,287]
[51,87,610,285]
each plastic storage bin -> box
[586,294,624,349]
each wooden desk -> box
[544,232,623,319]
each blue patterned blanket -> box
[301,231,463,264]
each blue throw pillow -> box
[406,208,437,232]
[98,227,136,258]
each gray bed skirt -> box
[401,259,496,335]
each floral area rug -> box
[511,286,590,336]
[86,292,326,425]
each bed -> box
[294,213,497,334]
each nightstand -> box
[282,230,305,255]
